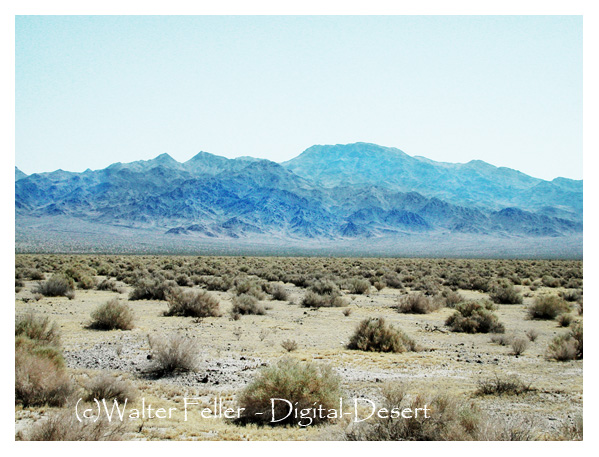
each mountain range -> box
[15,143,583,256]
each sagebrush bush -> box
[148,334,199,376]
[347,317,418,353]
[510,337,529,356]
[281,339,298,352]
[89,299,134,330]
[235,280,266,300]
[235,358,342,426]
[33,274,75,298]
[84,373,137,403]
[490,285,523,304]
[165,288,221,318]
[231,294,266,315]
[528,295,570,320]
[395,293,439,314]
[96,279,123,292]
[445,301,505,334]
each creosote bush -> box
[445,301,505,334]
[129,277,177,301]
[84,373,137,403]
[345,383,533,441]
[476,375,532,396]
[231,294,266,316]
[395,293,439,314]
[16,410,127,441]
[235,358,342,426]
[490,285,523,305]
[88,299,134,330]
[547,323,582,361]
[301,290,347,308]
[33,274,75,298]
[148,333,199,376]
[347,317,418,353]
[349,278,371,295]
[165,288,221,318]
[528,295,570,320]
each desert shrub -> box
[345,383,518,441]
[235,280,266,300]
[262,283,289,301]
[15,346,72,407]
[129,277,177,301]
[231,294,266,315]
[490,333,513,346]
[511,337,529,355]
[281,339,298,352]
[560,289,582,302]
[395,293,438,314]
[542,275,561,288]
[373,281,386,291]
[347,317,418,353]
[547,323,582,361]
[33,274,75,298]
[235,358,342,426]
[301,290,347,308]
[96,279,123,293]
[342,307,352,317]
[165,288,220,318]
[309,280,341,296]
[489,285,522,304]
[88,299,134,330]
[200,275,233,292]
[349,278,371,295]
[476,375,532,396]
[77,275,97,290]
[148,333,199,376]
[436,288,463,308]
[84,373,137,403]
[557,313,574,327]
[445,301,505,334]
[26,269,45,280]
[525,329,539,342]
[528,295,569,320]
[16,313,60,346]
[17,410,127,441]
[549,416,583,441]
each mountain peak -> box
[153,153,178,164]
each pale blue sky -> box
[16,15,582,180]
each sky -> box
[15,15,582,180]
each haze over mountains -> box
[15,143,583,257]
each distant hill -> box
[15,143,583,256]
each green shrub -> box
[88,299,134,330]
[528,295,570,320]
[235,359,342,426]
[347,317,418,353]
[165,288,220,318]
[446,301,505,334]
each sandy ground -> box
[15,263,582,441]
